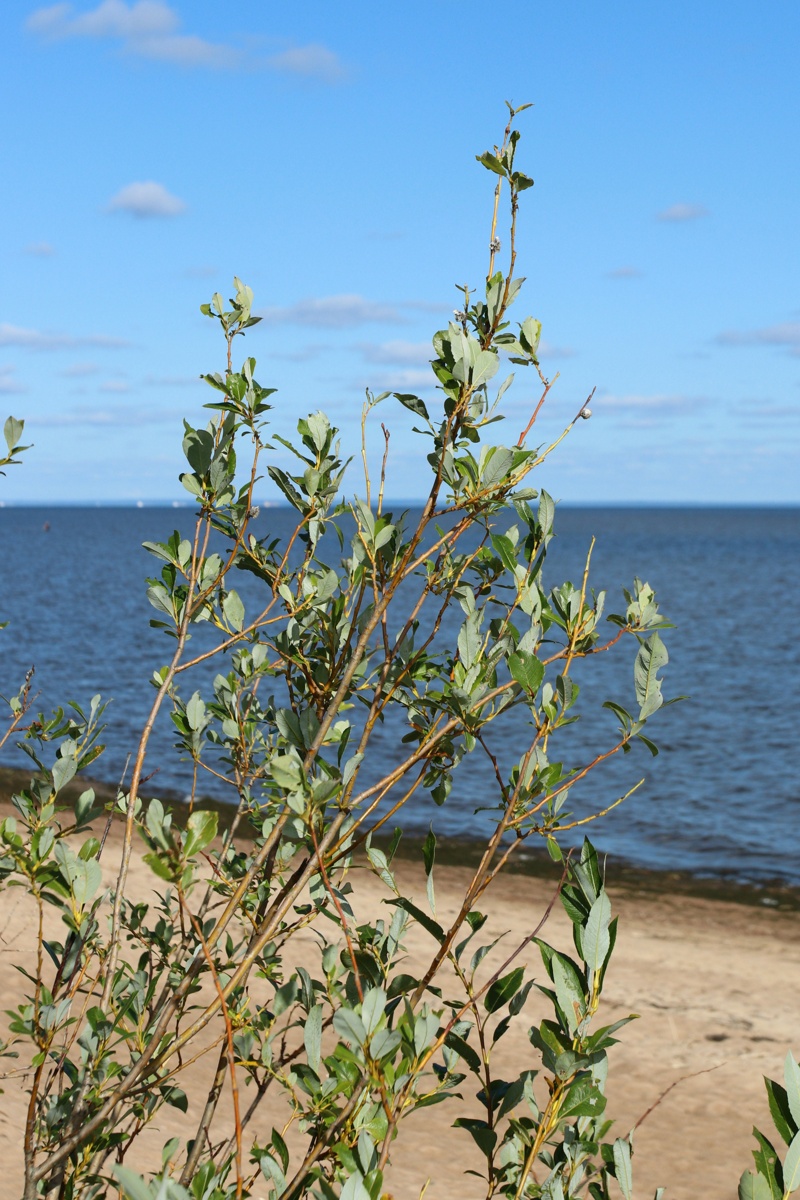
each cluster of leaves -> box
[3,108,772,1200]
[739,1057,800,1199]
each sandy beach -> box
[1,800,798,1200]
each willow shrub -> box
[1,108,795,1200]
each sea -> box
[1,504,798,886]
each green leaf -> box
[222,589,245,632]
[752,1128,782,1199]
[452,1117,497,1157]
[471,350,499,389]
[185,692,206,731]
[4,416,23,452]
[423,827,436,915]
[457,611,481,669]
[560,1075,606,1120]
[183,810,218,858]
[582,890,612,972]
[491,532,518,574]
[361,987,386,1037]
[386,897,445,944]
[304,1004,322,1074]
[269,752,304,791]
[738,1173,773,1200]
[508,650,544,696]
[260,1153,288,1196]
[485,968,525,1014]
[785,1055,800,1129]
[766,1077,798,1147]
[52,752,78,794]
[113,1167,155,1200]
[444,1030,481,1074]
[182,425,214,475]
[161,1084,188,1112]
[613,1139,633,1200]
[366,846,397,894]
[476,151,507,177]
[267,466,306,511]
[395,393,429,420]
[634,632,669,720]
[552,955,586,1034]
[333,1006,367,1047]
[785,1132,800,1195]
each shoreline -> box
[2,763,799,911]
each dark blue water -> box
[1,505,798,885]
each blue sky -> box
[2,0,799,504]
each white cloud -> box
[28,1,176,37]
[715,322,800,354]
[24,241,56,257]
[0,366,27,394]
[359,369,435,392]
[384,369,434,390]
[606,265,642,279]
[143,373,200,386]
[265,43,345,83]
[538,339,575,359]
[270,343,328,362]
[26,3,347,80]
[107,180,186,218]
[29,401,180,427]
[99,379,130,392]
[261,295,402,329]
[60,361,99,376]
[656,203,710,222]
[597,392,705,412]
[132,32,240,68]
[360,340,431,366]
[0,323,129,350]
[734,399,800,421]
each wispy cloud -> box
[734,399,800,421]
[24,241,56,257]
[261,295,403,329]
[28,401,181,427]
[60,361,99,376]
[183,265,217,279]
[715,321,800,355]
[269,343,328,363]
[656,203,710,222]
[28,1,176,37]
[606,265,643,279]
[98,379,130,393]
[0,366,27,394]
[538,339,575,359]
[359,340,431,366]
[143,373,201,387]
[597,392,707,412]
[0,323,130,350]
[382,369,434,390]
[107,180,186,218]
[131,33,241,68]
[265,43,345,83]
[357,369,435,392]
[26,2,347,80]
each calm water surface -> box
[1,505,797,884]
